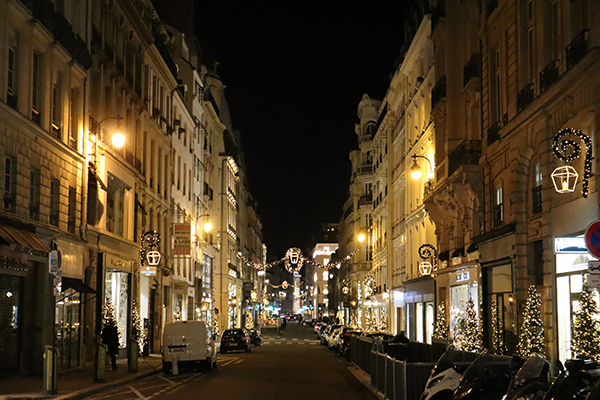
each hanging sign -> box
[49,250,61,274]
[588,261,600,289]
[173,223,191,255]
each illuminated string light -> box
[552,128,593,198]
[237,248,359,272]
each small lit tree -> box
[460,296,483,352]
[433,301,449,340]
[571,279,600,361]
[491,297,505,355]
[102,299,118,328]
[131,301,145,350]
[516,285,545,357]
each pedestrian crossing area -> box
[261,337,320,345]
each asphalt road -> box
[87,323,377,400]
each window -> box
[69,88,78,150]
[532,162,543,214]
[183,163,187,195]
[106,173,128,237]
[32,52,40,123]
[4,158,16,212]
[29,169,40,220]
[494,185,504,227]
[177,156,181,190]
[493,48,502,123]
[7,30,18,109]
[68,186,76,233]
[52,72,61,138]
[550,0,560,60]
[50,178,60,226]
[526,0,535,83]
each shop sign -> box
[173,223,191,256]
[555,237,587,253]
[141,266,156,276]
[456,271,470,283]
[49,250,61,274]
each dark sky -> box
[196,2,407,257]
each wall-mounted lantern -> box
[552,128,593,197]
[551,165,578,193]
[419,261,433,276]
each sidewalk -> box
[0,355,162,400]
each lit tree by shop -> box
[245,311,254,330]
[365,308,376,331]
[433,301,449,340]
[459,297,483,352]
[516,285,545,357]
[491,297,505,355]
[102,299,118,328]
[131,301,145,350]
[173,307,182,322]
[378,308,388,331]
[571,279,600,361]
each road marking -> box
[127,385,147,400]
[220,357,241,366]
[158,375,176,385]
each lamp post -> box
[88,116,125,171]
[410,154,434,180]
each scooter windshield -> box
[460,354,490,383]
[431,347,459,377]
[506,354,547,394]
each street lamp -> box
[88,116,125,170]
[410,154,434,180]
[357,233,366,243]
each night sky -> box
[196,2,407,257]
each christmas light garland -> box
[140,231,161,266]
[552,128,593,198]
[418,244,437,271]
[237,248,359,273]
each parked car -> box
[338,328,362,353]
[327,326,343,349]
[313,321,326,335]
[220,329,251,353]
[362,331,394,341]
[162,320,217,373]
[321,324,341,345]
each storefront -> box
[403,276,435,343]
[554,236,596,362]
[0,271,23,375]
[439,264,479,339]
[103,254,133,350]
[483,261,517,354]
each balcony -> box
[448,140,481,176]
[358,194,373,206]
[566,30,589,70]
[539,60,559,93]
[487,123,501,146]
[517,83,534,113]
[431,75,447,110]
[463,54,480,88]
[356,163,373,176]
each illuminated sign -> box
[555,237,586,253]
[456,271,470,283]
[141,266,156,276]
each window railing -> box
[463,53,480,87]
[566,30,589,70]
[539,60,559,93]
[493,204,503,227]
[448,140,481,176]
[517,83,534,113]
[532,185,543,214]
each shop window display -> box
[449,283,478,338]
[105,271,129,348]
[56,289,81,369]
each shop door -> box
[56,289,81,370]
[0,274,22,375]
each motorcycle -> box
[452,352,517,400]
[502,353,550,400]
[249,329,262,347]
[542,359,600,400]
[420,346,469,400]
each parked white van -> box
[162,320,217,373]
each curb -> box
[1,368,161,400]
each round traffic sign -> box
[584,221,600,258]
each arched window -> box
[532,162,543,214]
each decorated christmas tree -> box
[365,308,376,331]
[571,279,600,361]
[131,301,145,349]
[245,311,254,330]
[378,308,388,331]
[433,301,449,340]
[459,297,483,352]
[491,297,505,355]
[516,285,545,357]
[103,299,118,328]
[173,307,182,322]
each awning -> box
[0,226,49,253]
[62,277,96,293]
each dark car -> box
[220,329,251,353]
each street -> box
[86,323,376,400]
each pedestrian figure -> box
[101,323,119,370]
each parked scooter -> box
[502,353,550,400]
[420,347,469,400]
[249,329,262,347]
[451,352,518,400]
[542,359,600,400]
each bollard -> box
[172,354,179,375]
[95,343,108,383]
[43,345,55,394]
